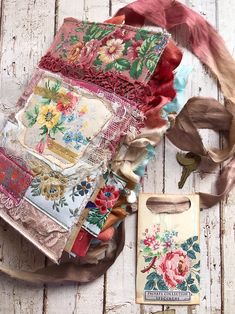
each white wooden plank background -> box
[0,0,234,313]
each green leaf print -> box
[114,58,131,71]
[50,121,65,136]
[25,105,39,127]
[193,243,200,253]
[187,250,196,259]
[144,280,155,290]
[193,260,200,269]
[93,57,102,66]
[145,53,159,73]
[69,207,80,218]
[186,274,194,285]
[70,35,79,44]
[123,40,132,54]
[86,209,109,230]
[84,24,114,42]
[135,29,149,41]
[181,242,188,251]
[177,281,188,291]
[40,125,48,136]
[146,272,158,281]
[157,277,169,290]
[139,35,159,57]
[196,274,200,283]
[189,284,199,294]
[105,62,115,71]
[130,58,144,79]
[187,237,194,246]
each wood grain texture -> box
[0,0,55,313]
[165,1,222,313]
[217,1,235,313]
[0,0,234,313]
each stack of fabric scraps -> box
[0,17,189,266]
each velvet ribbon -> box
[1,0,235,283]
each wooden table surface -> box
[0,0,234,313]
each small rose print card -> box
[136,194,200,305]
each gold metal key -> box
[176,152,201,189]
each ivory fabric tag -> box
[16,75,113,169]
[136,194,200,305]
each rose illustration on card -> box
[140,225,200,294]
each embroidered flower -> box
[127,41,142,59]
[79,39,101,67]
[40,171,67,201]
[111,29,134,41]
[63,131,74,144]
[143,235,155,247]
[159,249,190,288]
[68,41,84,63]
[99,39,125,64]
[56,92,78,115]
[73,131,84,143]
[95,185,120,214]
[77,180,92,196]
[37,105,61,129]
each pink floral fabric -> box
[95,185,120,214]
[47,18,170,84]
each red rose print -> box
[56,92,78,115]
[159,249,190,288]
[95,185,120,214]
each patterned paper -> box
[136,194,200,305]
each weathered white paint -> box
[0,0,234,313]
[0,0,54,313]
[217,1,235,313]
[164,1,222,313]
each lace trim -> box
[39,53,150,107]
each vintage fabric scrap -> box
[16,75,113,169]
[0,148,33,204]
[43,19,170,84]
[0,17,187,265]
[25,173,97,229]
[0,192,69,263]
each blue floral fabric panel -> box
[25,174,97,229]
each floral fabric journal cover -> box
[136,194,200,305]
[0,18,174,263]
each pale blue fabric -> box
[162,64,192,119]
